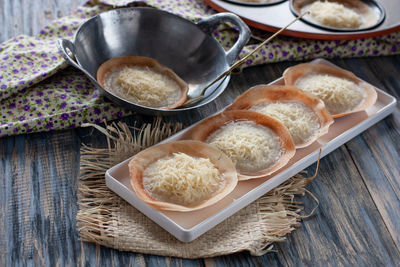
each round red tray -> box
[205,0,400,40]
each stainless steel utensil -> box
[57,7,250,116]
[184,12,308,106]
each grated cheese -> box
[303,1,363,29]
[206,121,282,173]
[105,66,182,108]
[143,152,223,206]
[251,101,320,146]
[295,74,364,115]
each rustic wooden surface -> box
[1,0,399,266]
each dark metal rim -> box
[221,0,287,7]
[70,7,234,113]
[289,0,386,32]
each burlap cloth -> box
[77,120,317,258]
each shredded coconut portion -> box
[295,74,364,115]
[143,153,223,206]
[206,121,282,173]
[304,1,363,29]
[251,101,320,146]
[105,66,182,108]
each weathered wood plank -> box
[205,251,286,267]
[143,255,204,267]
[347,129,400,250]
[343,57,400,251]
[331,57,400,250]
[206,134,400,267]
[0,0,87,42]
[0,131,81,266]
[272,147,400,266]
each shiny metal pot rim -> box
[57,7,251,115]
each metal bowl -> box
[57,7,250,115]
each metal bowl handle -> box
[197,13,251,65]
[57,39,97,83]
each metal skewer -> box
[182,11,310,106]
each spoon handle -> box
[184,11,309,106]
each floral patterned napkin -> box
[0,0,399,137]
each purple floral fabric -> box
[0,0,399,137]
[0,67,127,136]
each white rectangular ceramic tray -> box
[105,59,397,242]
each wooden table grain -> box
[1,0,399,266]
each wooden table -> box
[1,1,399,266]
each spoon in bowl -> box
[96,12,309,111]
[182,11,309,107]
